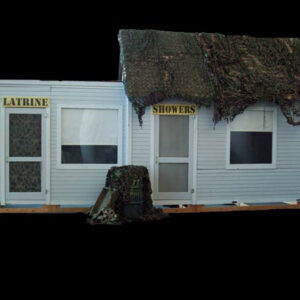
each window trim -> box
[225,105,277,170]
[56,104,123,169]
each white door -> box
[153,115,194,202]
[5,108,46,202]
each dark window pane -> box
[230,132,272,164]
[62,145,117,164]
[9,162,41,192]
[10,114,41,157]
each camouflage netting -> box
[105,165,167,222]
[118,29,300,125]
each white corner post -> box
[0,107,5,206]
[45,106,51,204]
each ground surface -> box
[1,210,298,275]
[1,209,299,235]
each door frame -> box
[0,106,50,205]
[150,111,198,205]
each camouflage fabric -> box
[95,208,120,225]
[118,29,300,126]
[9,162,41,192]
[9,114,41,157]
[105,165,167,222]
[87,187,120,225]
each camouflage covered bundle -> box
[87,187,120,225]
[118,29,300,126]
[95,208,119,225]
[105,165,166,222]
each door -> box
[5,108,46,202]
[153,115,194,202]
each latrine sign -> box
[152,104,196,115]
[2,97,50,108]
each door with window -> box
[5,108,46,202]
[153,115,194,202]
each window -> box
[57,105,122,169]
[226,106,277,169]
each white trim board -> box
[154,199,193,205]
[45,106,51,204]
[192,113,198,205]
[0,107,5,205]
[0,80,124,89]
[126,97,132,165]
[149,108,155,193]
[196,197,300,205]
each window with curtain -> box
[228,108,275,166]
[61,108,119,164]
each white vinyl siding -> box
[50,84,126,205]
[130,101,300,205]
[0,81,127,206]
[1,80,300,207]
[196,103,300,204]
[131,106,151,170]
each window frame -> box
[56,104,123,170]
[225,105,277,170]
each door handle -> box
[155,156,158,163]
[5,156,9,163]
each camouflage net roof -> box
[118,29,300,125]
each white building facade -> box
[0,80,299,207]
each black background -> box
[1,5,300,272]
[1,4,300,81]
